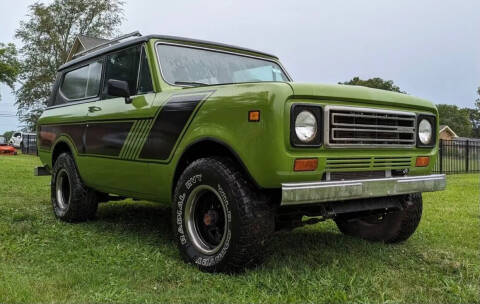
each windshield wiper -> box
[174,81,209,87]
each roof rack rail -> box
[73,31,142,58]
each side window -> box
[137,47,153,94]
[60,61,102,100]
[103,46,141,98]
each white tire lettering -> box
[185,174,202,190]
[182,180,235,267]
[176,192,187,245]
[180,235,186,245]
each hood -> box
[287,83,436,112]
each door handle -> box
[88,106,101,113]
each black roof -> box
[59,34,278,71]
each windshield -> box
[156,44,289,86]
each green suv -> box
[36,33,446,272]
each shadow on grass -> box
[92,201,173,241]
[82,200,389,271]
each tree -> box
[2,131,14,142]
[15,0,124,130]
[437,104,473,137]
[339,77,406,93]
[477,86,480,106]
[0,43,20,100]
[471,87,480,138]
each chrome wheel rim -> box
[56,169,71,210]
[184,185,228,255]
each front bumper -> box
[281,174,446,206]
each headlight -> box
[295,110,317,142]
[418,118,433,144]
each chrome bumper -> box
[281,174,446,206]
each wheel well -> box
[52,141,72,166]
[173,139,259,193]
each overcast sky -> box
[1,0,479,133]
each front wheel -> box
[335,193,423,243]
[172,157,274,273]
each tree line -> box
[0,0,479,139]
[1,0,124,131]
[340,78,480,138]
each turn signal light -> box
[248,110,260,122]
[415,156,430,167]
[294,158,318,171]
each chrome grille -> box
[326,156,413,171]
[326,106,416,147]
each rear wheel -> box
[172,157,274,273]
[335,194,422,243]
[51,153,98,222]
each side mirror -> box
[107,79,132,104]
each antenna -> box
[73,31,142,58]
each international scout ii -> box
[36,32,446,272]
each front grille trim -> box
[325,106,416,148]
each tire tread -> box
[51,153,98,222]
[173,157,274,272]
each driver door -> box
[81,44,157,197]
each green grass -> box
[0,154,479,303]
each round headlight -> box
[295,111,317,142]
[418,119,433,144]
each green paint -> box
[37,37,440,203]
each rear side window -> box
[61,61,102,100]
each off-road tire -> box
[334,193,422,243]
[172,157,274,273]
[51,152,98,222]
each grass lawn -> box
[0,154,479,303]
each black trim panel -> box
[139,93,210,160]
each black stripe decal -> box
[38,122,133,157]
[128,120,150,159]
[119,120,139,159]
[139,92,211,160]
[38,124,85,152]
[85,122,133,156]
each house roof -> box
[60,34,279,70]
[439,125,458,137]
[65,35,110,62]
[78,35,109,49]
